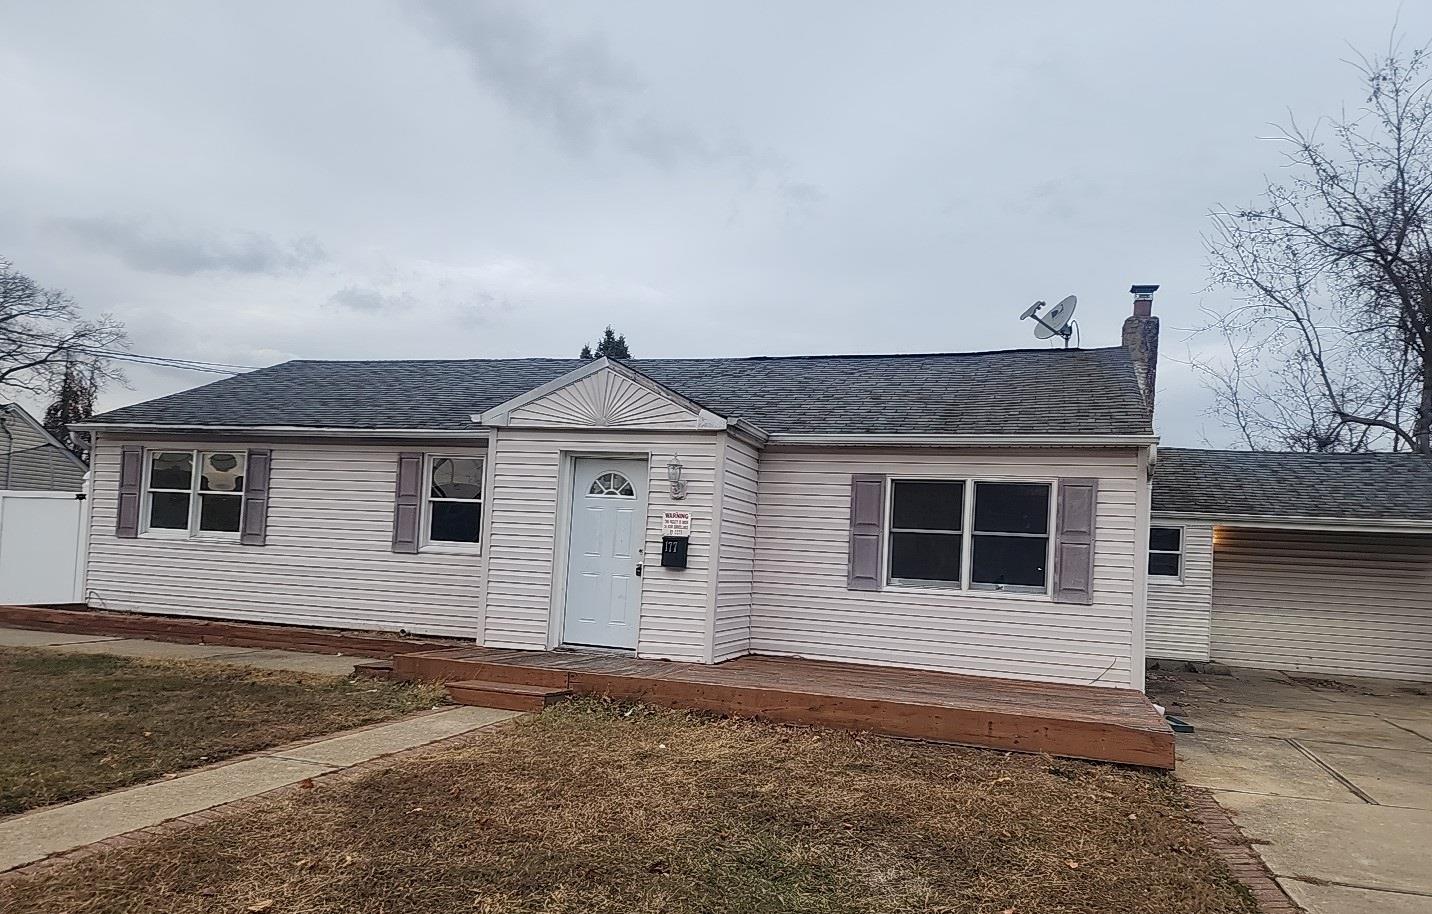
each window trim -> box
[139,448,246,541]
[421,454,485,552]
[883,476,1057,598]
[1148,524,1184,582]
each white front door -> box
[562,457,647,649]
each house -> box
[72,292,1163,693]
[0,403,87,492]
[1145,448,1432,682]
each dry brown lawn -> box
[3,700,1257,914]
[0,647,443,815]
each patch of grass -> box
[3,700,1259,914]
[0,647,444,816]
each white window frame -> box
[140,448,246,541]
[884,476,1057,597]
[422,454,485,552]
[1148,524,1184,582]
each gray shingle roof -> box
[88,347,1152,437]
[1153,447,1432,522]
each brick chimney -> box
[1123,284,1160,415]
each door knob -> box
[635,564,642,577]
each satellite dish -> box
[1033,294,1077,339]
[1020,294,1078,346]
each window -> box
[144,450,246,536]
[588,472,635,497]
[888,480,964,584]
[426,456,484,545]
[886,479,1053,594]
[971,482,1051,591]
[1148,526,1183,578]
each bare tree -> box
[1198,40,1432,452]
[0,258,126,397]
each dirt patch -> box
[3,700,1258,914]
[0,647,444,816]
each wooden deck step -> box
[446,679,573,712]
[352,659,395,681]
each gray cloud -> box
[413,1,737,170]
[328,285,406,313]
[55,216,327,276]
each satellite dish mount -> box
[1020,294,1078,347]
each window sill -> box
[1149,574,1184,584]
[419,543,483,556]
[884,580,1052,601]
[138,531,241,544]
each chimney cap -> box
[1129,284,1160,296]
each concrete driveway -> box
[1149,668,1432,914]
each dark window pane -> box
[1148,552,1181,577]
[431,457,483,500]
[149,452,193,490]
[430,501,482,543]
[889,531,961,582]
[148,492,190,529]
[973,483,1050,534]
[199,494,242,533]
[971,534,1048,588]
[200,452,245,493]
[1149,527,1182,552]
[891,481,964,531]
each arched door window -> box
[588,472,636,497]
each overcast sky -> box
[3,1,1428,444]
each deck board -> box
[393,647,1175,768]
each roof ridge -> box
[276,346,1126,367]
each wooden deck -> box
[392,647,1176,768]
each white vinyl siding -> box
[507,370,701,429]
[481,427,720,662]
[1210,527,1432,681]
[711,436,759,662]
[86,437,489,638]
[749,447,1144,687]
[1145,521,1214,661]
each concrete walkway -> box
[0,705,519,872]
[1151,668,1432,914]
[0,625,362,676]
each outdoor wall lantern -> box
[667,456,687,500]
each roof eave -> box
[765,433,1158,448]
[71,422,493,440]
[1151,510,1432,533]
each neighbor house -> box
[1,403,87,492]
[73,293,1164,692]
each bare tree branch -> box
[0,258,127,397]
[1200,41,1432,453]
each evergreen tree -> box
[580,326,631,360]
[42,362,97,459]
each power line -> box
[77,349,260,373]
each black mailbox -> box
[660,535,689,569]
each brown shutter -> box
[115,445,143,538]
[847,473,885,591]
[392,452,424,554]
[240,449,272,546]
[1053,478,1098,604]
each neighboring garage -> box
[1146,448,1432,682]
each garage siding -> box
[1145,521,1214,661]
[1211,527,1432,681]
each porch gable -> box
[477,358,727,432]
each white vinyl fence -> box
[0,490,87,605]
